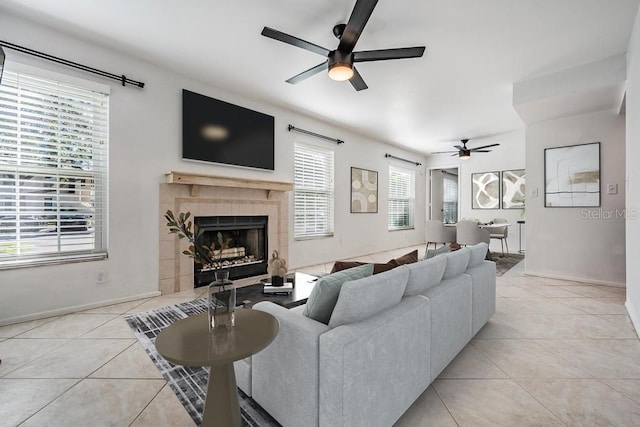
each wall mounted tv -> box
[182,89,275,171]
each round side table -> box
[155,308,279,427]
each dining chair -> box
[426,220,456,251]
[456,220,490,245]
[491,218,509,256]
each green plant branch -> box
[164,210,213,265]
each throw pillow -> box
[328,266,409,328]
[424,245,450,260]
[393,249,418,265]
[330,250,417,275]
[303,263,375,324]
[331,259,398,275]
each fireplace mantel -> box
[166,171,293,198]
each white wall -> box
[0,13,425,324]
[525,110,626,285]
[626,8,640,333]
[425,130,526,254]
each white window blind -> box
[443,173,458,224]
[294,143,334,239]
[0,70,109,268]
[388,165,415,230]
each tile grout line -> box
[510,378,569,426]
[430,383,461,427]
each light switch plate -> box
[607,184,618,195]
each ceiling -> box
[2,0,638,154]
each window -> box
[442,172,458,223]
[294,143,334,239]
[388,165,415,230]
[0,70,109,268]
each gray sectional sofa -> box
[234,242,496,427]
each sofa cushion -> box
[468,242,489,268]
[303,264,374,324]
[442,247,471,279]
[328,266,409,328]
[330,250,417,275]
[404,255,447,296]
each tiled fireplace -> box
[158,173,291,295]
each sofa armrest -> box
[251,301,330,427]
[318,296,431,427]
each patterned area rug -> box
[124,299,279,427]
[492,252,525,276]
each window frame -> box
[293,142,335,240]
[0,66,109,269]
[388,164,416,231]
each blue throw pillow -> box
[425,245,451,259]
[302,264,374,324]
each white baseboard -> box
[625,301,640,339]
[0,291,161,326]
[524,270,625,288]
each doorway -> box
[429,168,459,223]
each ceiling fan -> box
[430,140,500,159]
[260,0,425,91]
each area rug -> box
[124,299,279,427]
[492,252,525,276]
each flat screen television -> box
[182,89,275,171]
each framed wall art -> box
[502,169,526,209]
[472,171,500,209]
[351,167,378,213]
[544,142,600,207]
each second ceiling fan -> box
[261,0,425,91]
[430,140,500,159]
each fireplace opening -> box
[194,215,268,287]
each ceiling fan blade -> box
[286,61,328,84]
[338,0,378,53]
[349,67,368,91]
[471,150,491,153]
[353,46,425,62]
[261,27,330,56]
[453,145,464,150]
[430,151,457,154]
[470,143,500,150]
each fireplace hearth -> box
[194,215,268,287]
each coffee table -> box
[155,308,279,427]
[236,271,318,308]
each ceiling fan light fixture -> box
[328,50,354,81]
[328,63,354,81]
[459,149,471,159]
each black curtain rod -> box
[385,153,422,166]
[0,40,145,88]
[288,125,344,145]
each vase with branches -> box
[165,210,236,331]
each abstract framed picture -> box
[351,167,378,213]
[502,169,526,209]
[544,142,600,207]
[472,171,500,209]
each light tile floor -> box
[1,246,638,426]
